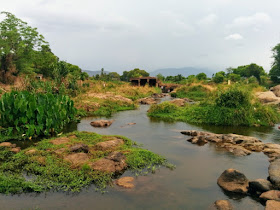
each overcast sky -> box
[1,0,280,73]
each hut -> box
[130,77,159,87]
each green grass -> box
[0,131,174,194]
[149,86,280,127]
[171,85,209,101]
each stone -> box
[270,85,280,97]
[50,137,70,145]
[187,136,208,146]
[256,91,280,104]
[116,177,135,189]
[10,147,21,153]
[25,149,37,155]
[213,200,233,210]
[0,142,16,148]
[217,169,249,194]
[269,159,280,187]
[170,99,186,107]
[242,142,264,152]
[90,152,127,173]
[218,143,251,156]
[90,120,114,127]
[138,97,157,105]
[95,138,124,151]
[260,190,280,201]
[64,153,89,167]
[266,200,280,210]
[54,148,66,154]
[249,179,273,193]
[69,143,89,153]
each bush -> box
[215,87,251,108]
[0,91,77,139]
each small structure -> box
[130,77,159,87]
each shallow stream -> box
[1,97,280,209]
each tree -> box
[213,73,224,83]
[108,72,120,81]
[0,12,47,83]
[232,63,265,83]
[120,68,149,81]
[196,72,207,80]
[270,43,280,83]
[156,73,165,81]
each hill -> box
[150,67,214,77]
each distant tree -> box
[232,63,265,83]
[196,73,207,80]
[156,73,165,81]
[226,67,234,74]
[228,73,241,82]
[120,68,149,81]
[0,12,47,83]
[108,72,120,81]
[269,43,280,83]
[213,73,224,83]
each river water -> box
[1,97,280,209]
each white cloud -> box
[225,33,243,40]
[197,14,218,26]
[228,12,271,29]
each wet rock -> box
[10,147,21,153]
[69,143,89,153]
[0,142,16,148]
[90,120,114,127]
[266,200,280,210]
[64,153,89,167]
[242,142,264,152]
[213,200,233,210]
[217,169,249,194]
[127,123,136,126]
[249,179,273,194]
[187,136,208,146]
[116,177,135,188]
[138,97,157,105]
[25,149,37,155]
[260,190,280,201]
[95,138,124,151]
[50,137,70,145]
[218,143,252,156]
[269,159,280,187]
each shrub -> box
[0,91,77,139]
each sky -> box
[1,0,280,73]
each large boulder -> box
[270,85,280,97]
[249,179,273,194]
[269,159,280,187]
[95,138,124,151]
[64,153,89,167]
[256,91,280,104]
[266,200,280,210]
[213,200,233,210]
[90,120,114,127]
[217,169,249,194]
[218,143,251,156]
[260,190,280,201]
[90,152,127,173]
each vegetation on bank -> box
[149,85,280,126]
[0,131,174,194]
[171,85,211,101]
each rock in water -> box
[90,120,114,127]
[269,159,280,187]
[249,179,273,194]
[260,190,280,201]
[266,200,280,210]
[116,177,135,188]
[213,200,233,210]
[217,169,249,194]
[69,143,89,153]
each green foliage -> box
[0,132,173,194]
[120,68,149,81]
[269,43,280,83]
[231,63,266,83]
[215,87,251,108]
[196,73,207,80]
[149,86,280,127]
[0,91,77,139]
[171,85,209,101]
[212,73,224,83]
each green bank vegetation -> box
[149,85,280,126]
[0,131,173,194]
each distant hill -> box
[83,70,110,77]
[150,67,214,77]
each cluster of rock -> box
[181,130,280,209]
[169,98,193,107]
[90,120,114,127]
[138,97,157,105]
[0,142,21,153]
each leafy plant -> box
[0,91,77,139]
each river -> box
[1,97,280,209]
